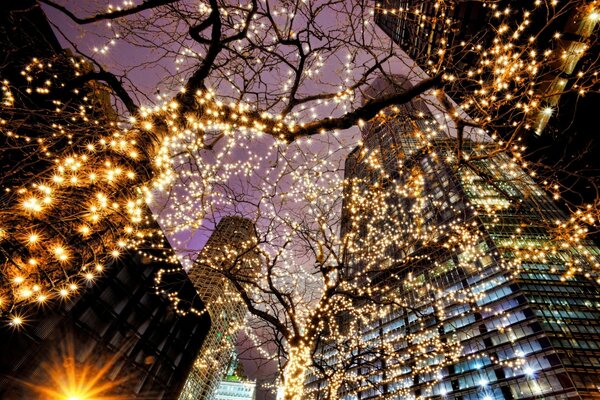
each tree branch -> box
[178,0,221,107]
[283,74,443,141]
[39,0,181,25]
[225,270,292,339]
[70,70,139,114]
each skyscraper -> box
[0,4,211,398]
[309,76,600,399]
[180,216,260,400]
[374,0,597,124]
[374,0,600,209]
[374,0,487,74]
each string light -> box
[0,1,598,398]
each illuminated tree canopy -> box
[0,0,599,398]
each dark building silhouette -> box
[0,249,211,399]
[0,0,65,188]
[0,2,211,399]
[375,0,487,74]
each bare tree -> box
[1,0,599,398]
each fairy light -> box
[1,55,168,323]
[1,2,598,398]
[10,314,24,328]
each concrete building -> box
[179,217,260,400]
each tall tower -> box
[0,3,211,398]
[311,76,600,399]
[373,0,600,209]
[374,0,487,74]
[180,217,260,400]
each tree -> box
[1,0,599,399]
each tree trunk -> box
[282,344,311,400]
[326,370,344,400]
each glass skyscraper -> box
[374,0,487,74]
[307,76,600,399]
[373,0,600,210]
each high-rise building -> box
[374,0,597,124]
[180,216,260,400]
[308,76,600,399]
[0,246,211,399]
[374,0,487,74]
[374,0,600,209]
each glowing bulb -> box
[23,197,42,212]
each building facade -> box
[374,0,598,129]
[0,247,211,399]
[374,0,600,209]
[179,216,260,400]
[308,77,600,399]
[374,0,487,74]
[214,379,258,400]
[0,3,211,398]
